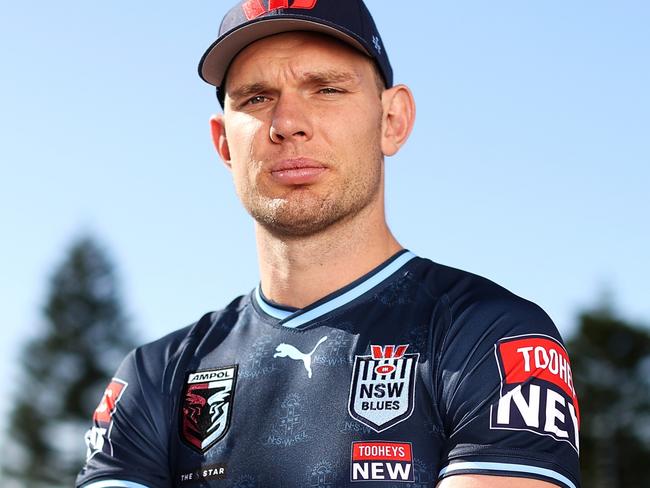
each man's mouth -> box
[269,158,328,185]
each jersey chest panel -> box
[78,256,582,488]
[170,300,444,487]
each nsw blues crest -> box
[348,345,419,432]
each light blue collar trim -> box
[254,286,293,320]
[255,251,416,329]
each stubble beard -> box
[241,148,384,239]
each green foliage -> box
[567,305,650,488]
[2,236,136,488]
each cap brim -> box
[198,17,371,87]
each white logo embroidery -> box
[84,426,106,460]
[348,345,419,432]
[372,35,381,54]
[273,336,328,378]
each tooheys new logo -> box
[348,345,419,432]
[350,441,415,482]
[242,0,318,20]
[84,378,128,460]
[491,334,580,453]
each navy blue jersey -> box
[77,251,581,488]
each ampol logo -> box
[180,366,238,453]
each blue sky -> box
[1,0,648,450]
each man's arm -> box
[437,475,559,487]
[76,348,172,488]
[433,288,581,488]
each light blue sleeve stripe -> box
[254,286,293,319]
[439,461,576,488]
[282,251,416,329]
[82,480,152,488]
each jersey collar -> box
[253,250,416,329]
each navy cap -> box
[198,0,393,105]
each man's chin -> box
[249,202,344,238]
[244,188,370,238]
[255,214,340,238]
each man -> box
[77,1,581,487]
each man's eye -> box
[319,87,342,95]
[247,95,268,105]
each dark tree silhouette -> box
[2,236,137,487]
[567,304,650,488]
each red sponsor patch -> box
[496,334,580,426]
[93,379,128,424]
[491,335,581,453]
[351,441,414,482]
[499,336,575,393]
[352,441,412,461]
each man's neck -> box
[256,203,402,309]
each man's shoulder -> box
[130,294,249,370]
[416,257,555,332]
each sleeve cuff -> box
[438,461,578,488]
[82,480,153,488]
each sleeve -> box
[76,347,172,488]
[435,293,581,488]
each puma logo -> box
[273,336,328,378]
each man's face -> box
[216,32,386,237]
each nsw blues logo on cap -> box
[198,0,393,101]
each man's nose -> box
[269,93,313,144]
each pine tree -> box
[567,304,650,488]
[2,236,137,487]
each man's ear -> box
[210,114,232,169]
[380,84,416,157]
